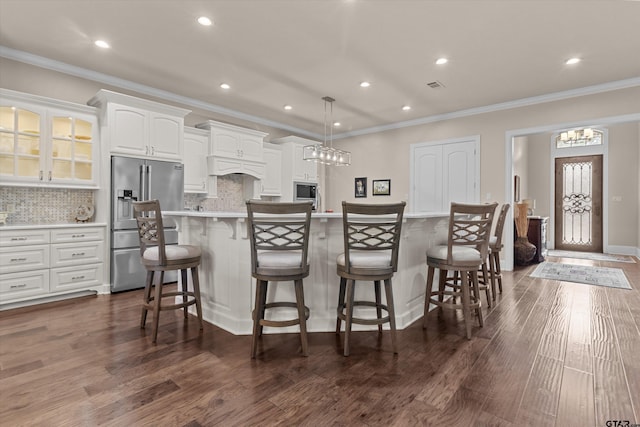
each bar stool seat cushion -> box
[427,245,482,263]
[257,250,305,268]
[143,245,201,261]
[337,250,392,269]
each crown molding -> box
[2,45,638,141]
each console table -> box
[527,216,548,263]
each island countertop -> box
[166,211,448,335]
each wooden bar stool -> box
[482,203,510,297]
[246,200,313,358]
[423,202,497,339]
[335,201,406,356]
[133,200,203,343]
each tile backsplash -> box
[184,174,246,212]
[0,187,94,225]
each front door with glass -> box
[554,154,603,252]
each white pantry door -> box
[410,137,479,212]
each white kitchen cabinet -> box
[270,136,319,202]
[0,224,107,307]
[197,120,266,162]
[88,90,190,162]
[183,127,208,193]
[261,143,282,196]
[272,136,318,183]
[0,89,99,188]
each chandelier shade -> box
[303,96,351,166]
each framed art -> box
[355,177,367,198]
[372,179,391,196]
[514,175,520,201]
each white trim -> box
[504,113,640,271]
[606,245,639,256]
[549,128,608,253]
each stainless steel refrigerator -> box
[110,156,184,292]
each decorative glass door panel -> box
[0,106,42,181]
[554,155,603,252]
[51,114,94,183]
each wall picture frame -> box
[355,177,367,198]
[372,179,391,196]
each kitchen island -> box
[164,210,449,335]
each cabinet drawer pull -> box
[10,237,28,241]
[71,234,85,238]
[10,257,28,262]
[72,275,85,281]
[71,252,86,257]
[10,283,27,289]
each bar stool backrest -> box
[493,203,511,250]
[446,202,497,265]
[133,199,167,265]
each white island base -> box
[165,211,448,335]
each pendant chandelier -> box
[303,96,351,166]
[555,127,603,148]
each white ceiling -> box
[1,0,639,139]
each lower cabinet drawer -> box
[0,244,50,274]
[51,241,104,267]
[0,270,49,301]
[50,263,103,292]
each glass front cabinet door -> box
[0,90,98,188]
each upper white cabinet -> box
[262,143,282,196]
[0,89,99,188]
[272,136,318,184]
[196,120,268,189]
[183,127,208,193]
[197,120,266,163]
[270,136,318,202]
[88,90,190,162]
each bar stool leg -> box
[384,278,398,354]
[251,279,266,358]
[460,271,473,340]
[343,279,355,356]
[336,277,346,334]
[151,271,164,343]
[481,262,492,307]
[181,269,189,318]
[141,270,153,328]
[191,266,204,330]
[470,270,484,327]
[423,266,435,328]
[494,252,503,293]
[294,279,309,357]
[374,280,383,333]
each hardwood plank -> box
[556,367,595,427]
[593,357,636,425]
[564,285,593,372]
[514,355,564,425]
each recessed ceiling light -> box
[435,58,448,65]
[198,16,213,26]
[565,57,581,65]
[402,105,411,111]
[284,105,292,110]
[360,81,371,88]
[220,83,230,89]
[94,40,110,49]
[333,122,341,127]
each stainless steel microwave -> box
[294,181,317,210]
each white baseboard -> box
[606,245,639,257]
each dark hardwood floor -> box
[1,255,639,426]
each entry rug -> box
[530,262,632,290]
[547,250,636,263]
